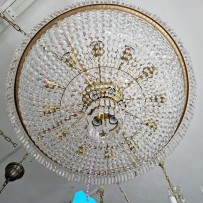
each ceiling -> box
[0,0,203,202]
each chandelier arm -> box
[95,47,102,85]
[53,114,87,141]
[39,44,80,77]
[66,114,86,131]
[123,110,153,133]
[0,12,27,35]
[62,34,87,71]
[0,10,94,89]
[159,162,181,203]
[62,34,98,86]
[98,63,102,85]
[117,138,138,165]
[0,11,93,92]
[63,37,103,79]
[40,42,97,86]
[36,40,96,87]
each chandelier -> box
[7,0,196,186]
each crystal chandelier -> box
[7,0,196,185]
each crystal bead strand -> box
[86,128,97,200]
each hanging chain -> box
[159,162,182,203]
[0,130,17,148]
[0,12,27,35]
[86,129,97,200]
[118,183,131,203]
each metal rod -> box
[117,183,131,203]
[159,162,181,203]
[0,180,8,194]
[0,144,22,165]
[19,153,29,164]
[0,0,17,12]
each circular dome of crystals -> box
[7,1,196,184]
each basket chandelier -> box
[7,0,196,185]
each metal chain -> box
[0,130,17,148]
[96,187,104,203]
[118,183,131,203]
[159,162,182,203]
[19,153,29,164]
[0,12,27,35]
[0,180,8,194]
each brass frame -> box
[14,4,189,170]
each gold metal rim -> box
[14,4,189,171]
